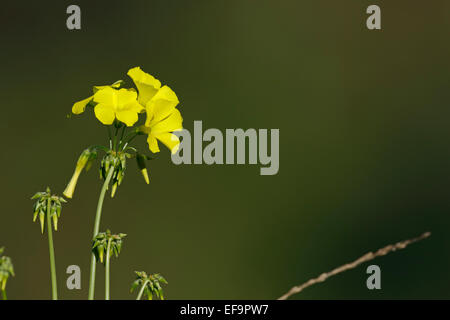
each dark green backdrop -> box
[1,1,449,299]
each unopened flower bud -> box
[39,211,45,234]
[63,148,97,199]
[136,153,150,184]
[52,214,58,231]
[111,182,118,198]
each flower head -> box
[72,80,122,114]
[128,67,183,154]
[127,67,161,106]
[131,271,168,300]
[92,230,126,264]
[93,87,143,126]
[71,81,143,127]
[31,188,66,232]
[0,248,14,291]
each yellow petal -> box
[115,109,139,127]
[150,109,183,134]
[116,88,138,105]
[147,134,160,153]
[72,96,93,114]
[145,86,179,126]
[94,103,115,125]
[113,89,142,126]
[127,67,161,106]
[128,100,144,113]
[93,87,116,105]
[63,167,82,199]
[154,132,181,154]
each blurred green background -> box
[0,0,449,299]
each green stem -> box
[117,126,127,150]
[47,198,58,300]
[105,238,112,300]
[112,125,120,151]
[88,167,115,300]
[107,126,113,149]
[136,280,150,300]
[121,133,138,151]
[2,290,6,300]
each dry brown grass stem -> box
[278,231,431,300]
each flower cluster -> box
[72,67,183,155]
[31,188,66,233]
[131,271,168,300]
[100,150,127,198]
[92,230,126,264]
[0,248,14,291]
[58,67,179,300]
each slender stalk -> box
[88,167,115,300]
[47,198,58,300]
[2,290,6,300]
[105,238,112,300]
[107,126,113,149]
[117,126,127,150]
[113,125,120,151]
[121,133,138,151]
[136,280,150,300]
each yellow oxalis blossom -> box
[128,67,183,154]
[72,81,122,115]
[93,87,143,126]
[127,67,161,106]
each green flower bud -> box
[111,182,118,198]
[39,211,45,234]
[52,214,58,231]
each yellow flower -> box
[128,67,183,154]
[63,148,96,199]
[72,81,122,115]
[92,87,143,126]
[127,67,161,106]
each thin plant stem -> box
[122,133,138,151]
[113,124,120,151]
[136,280,150,300]
[107,126,113,149]
[117,126,127,150]
[88,166,115,300]
[47,197,58,300]
[105,238,112,300]
[2,290,6,300]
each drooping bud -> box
[100,151,126,198]
[33,209,39,222]
[111,182,118,198]
[92,230,126,265]
[63,148,97,199]
[132,270,168,300]
[98,245,104,263]
[136,153,150,184]
[52,214,58,231]
[39,211,45,234]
